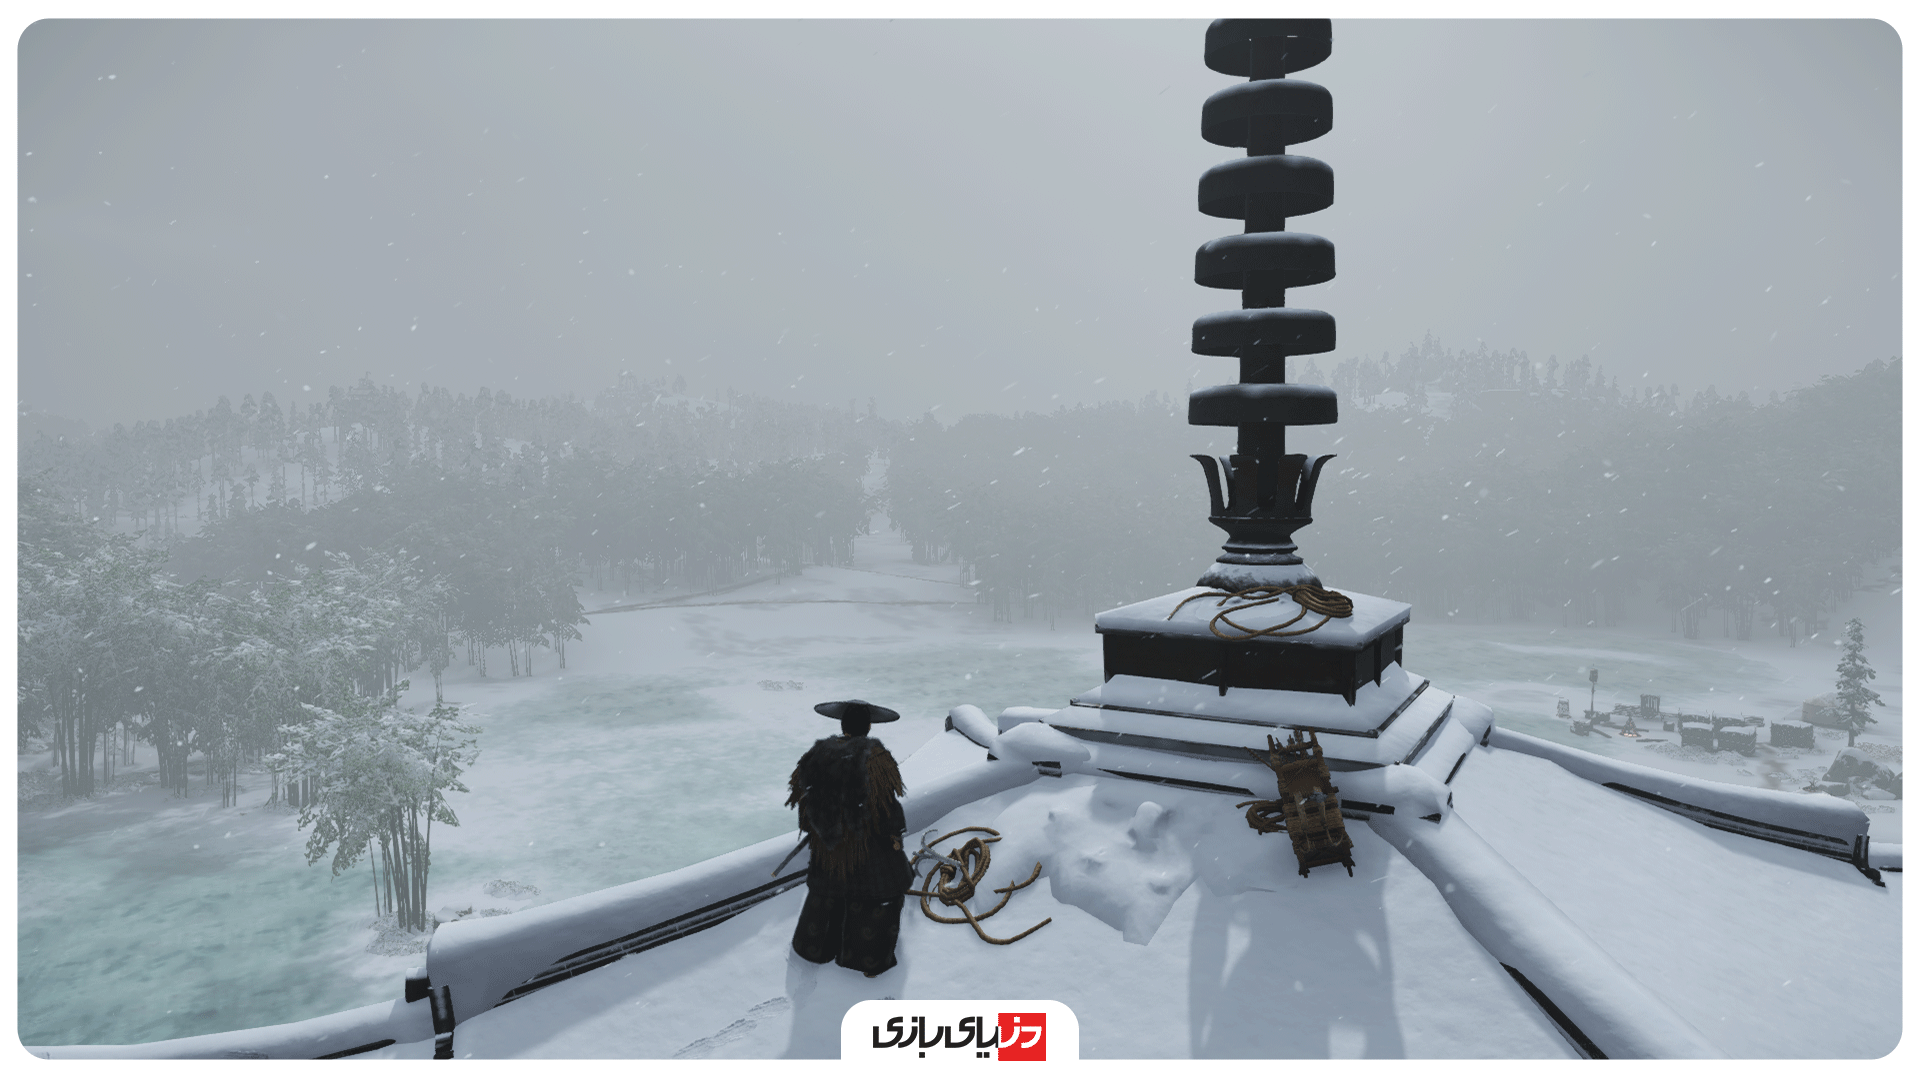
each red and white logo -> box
[996,1013,1046,1061]
[841,999,1079,1062]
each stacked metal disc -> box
[1188,18,1341,590]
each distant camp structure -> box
[1560,690,1802,754]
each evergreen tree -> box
[1833,618,1884,747]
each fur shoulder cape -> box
[786,734,906,883]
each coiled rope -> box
[1236,796,1291,834]
[906,826,1051,946]
[1167,584,1354,640]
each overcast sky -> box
[17,19,1902,430]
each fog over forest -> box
[15,20,1907,1059]
[19,342,1900,794]
[19,20,1900,428]
[16,16,1902,805]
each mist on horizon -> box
[18,19,1900,433]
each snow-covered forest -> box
[15,347,1902,1050]
[17,17,1901,1056]
[892,346,1900,634]
[19,348,1898,803]
[18,382,881,782]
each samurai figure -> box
[787,699,914,978]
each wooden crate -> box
[1716,727,1757,754]
[1770,720,1816,749]
[1244,731,1356,879]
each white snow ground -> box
[382,732,1578,1059]
[18,509,1905,1056]
[163,721,1899,1060]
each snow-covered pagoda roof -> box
[36,713,1900,1060]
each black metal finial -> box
[1188,18,1340,591]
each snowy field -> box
[16,517,1903,1050]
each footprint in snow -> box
[672,997,791,1058]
